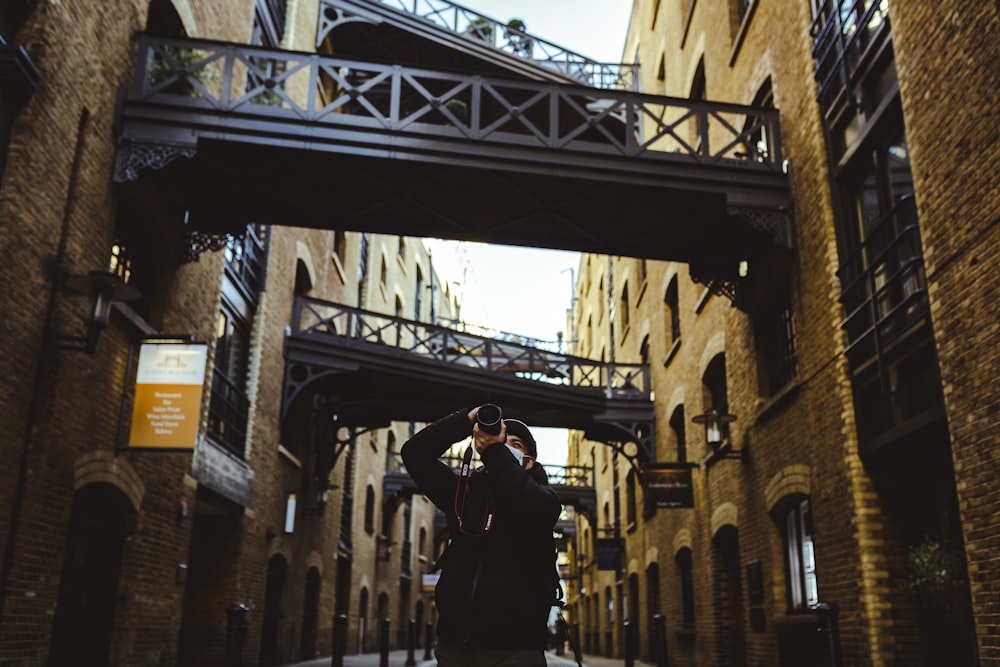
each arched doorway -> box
[712,525,746,666]
[300,567,321,659]
[48,483,132,666]
[259,554,288,665]
[358,587,370,653]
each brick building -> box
[566,1,998,666]
[0,1,456,665]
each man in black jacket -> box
[401,406,561,667]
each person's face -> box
[506,435,535,470]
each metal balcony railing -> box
[318,0,639,90]
[810,0,890,107]
[125,35,784,175]
[207,366,250,457]
[838,195,927,362]
[224,224,269,304]
[291,297,651,398]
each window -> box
[414,267,424,320]
[676,548,695,628]
[620,282,630,331]
[701,354,731,443]
[332,230,346,265]
[397,236,406,261]
[688,60,706,150]
[357,233,370,307]
[783,498,818,610]
[625,470,637,529]
[754,281,797,395]
[740,79,773,163]
[208,307,251,456]
[401,502,413,574]
[669,405,687,462]
[665,276,680,345]
[379,255,387,287]
[364,485,375,534]
[225,224,268,302]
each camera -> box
[476,404,503,435]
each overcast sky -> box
[422,1,634,466]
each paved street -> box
[284,648,654,667]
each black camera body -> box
[476,404,503,435]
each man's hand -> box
[469,407,507,454]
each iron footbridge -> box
[113,31,792,301]
[283,297,656,468]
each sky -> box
[453,0,634,63]
[422,0,634,466]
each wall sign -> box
[642,463,696,509]
[126,341,208,450]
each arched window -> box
[364,485,375,534]
[676,548,695,629]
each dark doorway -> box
[712,525,746,667]
[645,562,662,662]
[300,567,321,659]
[260,555,289,665]
[48,484,131,666]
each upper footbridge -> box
[282,297,656,466]
[113,33,792,299]
[317,0,640,90]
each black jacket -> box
[401,409,562,650]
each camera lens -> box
[476,404,502,435]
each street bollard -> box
[423,621,434,661]
[379,618,391,667]
[405,618,417,666]
[224,603,249,667]
[572,621,583,665]
[624,620,635,667]
[653,613,668,667]
[331,613,347,667]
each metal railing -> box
[838,195,927,360]
[127,35,784,173]
[810,0,890,107]
[291,297,651,398]
[386,451,593,488]
[317,0,639,90]
[207,366,250,458]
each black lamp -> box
[692,408,740,458]
[60,270,141,353]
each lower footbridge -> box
[282,297,655,505]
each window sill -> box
[278,444,302,468]
[664,338,681,368]
[331,252,347,285]
[694,287,712,314]
[754,378,802,423]
[728,1,759,67]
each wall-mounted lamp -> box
[59,270,140,353]
[692,408,741,459]
[377,535,396,562]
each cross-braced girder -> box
[282,297,657,469]
[113,35,792,297]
